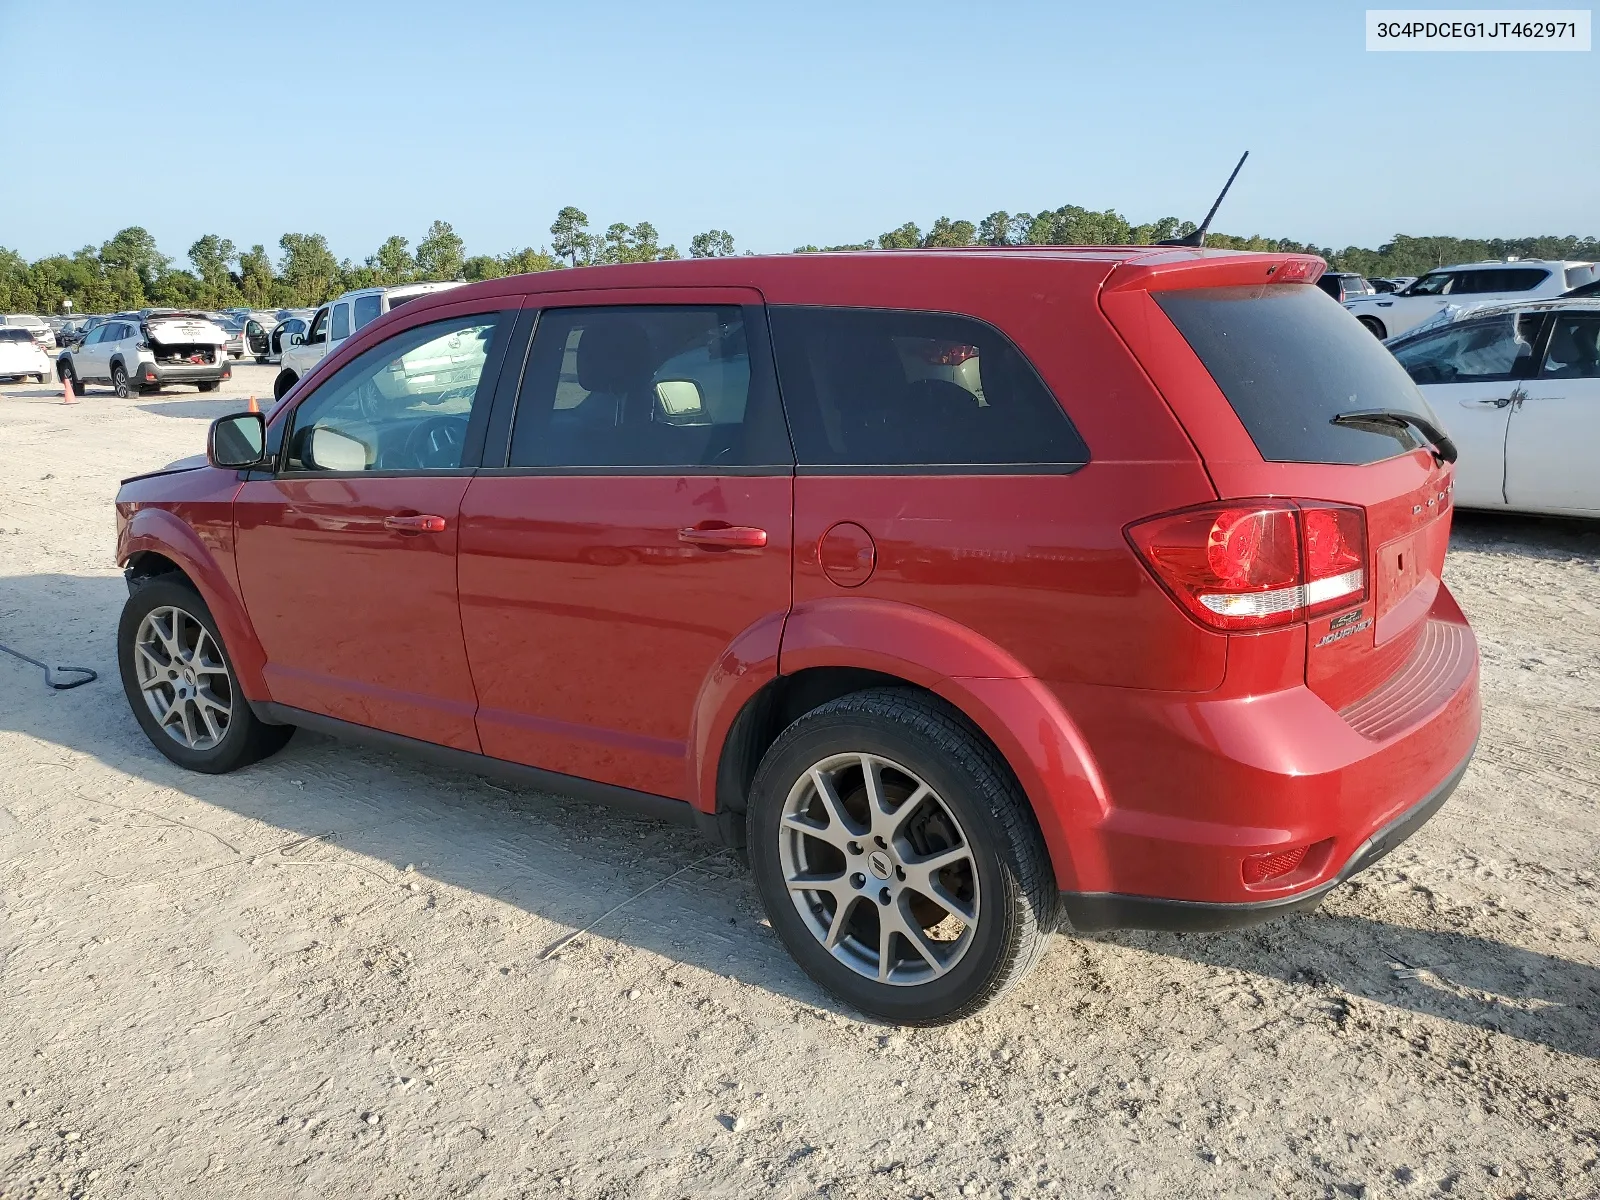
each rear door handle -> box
[678,525,768,549]
[384,514,447,533]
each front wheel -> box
[60,361,86,395]
[272,369,297,401]
[747,689,1054,1024]
[118,576,294,773]
[1358,315,1387,339]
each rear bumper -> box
[1039,583,1480,928]
[1059,742,1472,932]
[137,358,230,386]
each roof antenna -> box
[1159,151,1249,248]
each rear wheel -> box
[117,576,294,773]
[111,363,132,398]
[1358,315,1386,339]
[273,369,297,401]
[197,381,220,392]
[747,688,1054,1024]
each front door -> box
[286,305,330,376]
[458,294,794,799]
[234,306,516,749]
[1505,310,1600,516]
[1390,310,1545,509]
[245,319,269,359]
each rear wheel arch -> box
[273,369,297,401]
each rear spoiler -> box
[1101,250,1326,295]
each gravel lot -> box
[1,366,1596,1199]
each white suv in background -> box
[57,311,230,397]
[273,281,466,399]
[1344,260,1595,340]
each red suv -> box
[115,249,1480,1023]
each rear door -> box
[1504,310,1600,516]
[1111,273,1458,711]
[457,290,794,800]
[1389,311,1546,509]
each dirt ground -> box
[0,365,1596,1200]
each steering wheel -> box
[402,416,467,469]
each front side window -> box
[1392,313,1542,384]
[507,305,790,469]
[1406,272,1456,296]
[768,306,1088,469]
[353,293,382,330]
[331,303,351,341]
[306,308,329,345]
[284,313,505,473]
[1540,314,1600,380]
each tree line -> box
[1,202,1595,316]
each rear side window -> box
[507,305,792,469]
[1564,265,1598,290]
[353,293,382,329]
[768,306,1088,469]
[1155,284,1444,465]
[1541,314,1600,379]
[1455,268,1548,295]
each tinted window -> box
[331,303,351,341]
[1155,284,1444,465]
[285,313,505,473]
[353,293,382,329]
[1406,272,1456,296]
[507,305,791,469]
[1392,314,1541,384]
[1540,314,1600,380]
[0,327,31,343]
[1455,268,1548,295]
[769,306,1087,468]
[306,308,329,345]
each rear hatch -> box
[1101,253,1456,711]
[142,312,227,365]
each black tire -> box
[747,688,1054,1024]
[111,362,132,398]
[254,356,269,365]
[272,369,297,401]
[1358,315,1387,339]
[59,360,86,395]
[118,576,294,774]
[197,381,220,392]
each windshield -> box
[1154,283,1444,465]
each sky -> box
[1,0,1596,265]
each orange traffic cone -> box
[61,370,76,405]
[247,395,259,413]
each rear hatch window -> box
[1154,284,1443,465]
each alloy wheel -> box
[779,752,980,985]
[112,366,131,398]
[132,605,233,750]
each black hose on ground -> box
[0,641,97,690]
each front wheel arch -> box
[1357,315,1387,339]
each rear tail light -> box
[1128,499,1367,631]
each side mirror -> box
[207,411,266,469]
[306,426,369,472]
[288,332,305,346]
[653,378,707,423]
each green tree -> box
[366,235,416,285]
[238,244,276,308]
[550,206,591,267]
[416,220,465,280]
[277,232,341,306]
[99,226,168,309]
[499,247,561,275]
[595,221,678,264]
[187,234,240,307]
[922,217,976,248]
[690,229,736,258]
[877,222,922,250]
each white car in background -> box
[0,327,52,382]
[1387,297,1600,517]
[273,281,466,399]
[1,313,56,350]
[57,311,231,397]
[1345,260,1596,340]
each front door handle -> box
[1460,397,1513,408]
[678,524,768,549]
[384,514,447,533]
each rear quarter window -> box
[768,306,1089,470]
[1154,284,1444,465]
